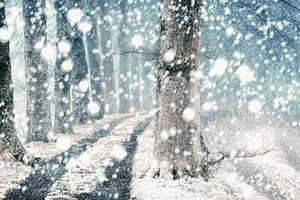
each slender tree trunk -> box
[142,61,155,111]
[99,1,117,114]
[118,0,130,113]
[85,14,105,119]
[154,0,203,178]
[130,54,141,111]
[71,36,89,124]
[0,0,26,160]
[54,0,74,133]
[23,0,51,142]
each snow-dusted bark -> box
[23,0,51,142]
[85,14,105,120]
[54,0,74,134]
[130,54,141,111]
[71,36,89,124]
[99,1,117,114]
[0,1,25,160]
[142,61,155,111]
[154,0,203,178]
[118,0,130,113]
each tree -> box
[86,15,105,119]
[23,0,51,142]
[153,0,203,178]
[99,1,117,114]
[83,2,105,120]
[54,0,74,133]
[0,0,26,160]
[118,0,130,113]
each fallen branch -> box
[206,148,274,167]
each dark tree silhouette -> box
[0,0,26,160]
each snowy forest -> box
[0,0,299,199]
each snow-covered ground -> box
[0,111,299,199]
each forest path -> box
[2,114,145,199]
[46,115,152,200]
[0,112,299,200]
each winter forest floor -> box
[0,112,299,200]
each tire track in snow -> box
[45,114,149,199]
[74,117,153,200]
[4,116,132,200]
[235,160,290,200]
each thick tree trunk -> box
[0,1,26,160]
[23,0,51,142]
[118,0,130,113]
[99,2,117,114]
[154,0,203,178]
[54,0,74,133]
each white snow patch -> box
[111,145,127,161]
[56,136,72,151]
[236,65,255,85]
[182,107,196,122]
[41,45,57,62]
[87,102,100,116]
[58,40,72,54]
[78,79,89,92]
[131,34,144,48]
[248,100,262,113]
[67,8,83,25]
[160,129,169,141]
[202,101,216,111]
[78,21,92,33]
[226,27,235,36]
[209,58,228,77]
[61,59,74,72]
[0,26,12,42]
[164,49,176,63]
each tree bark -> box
[85,14,105,119]
[142,61,155,111]
[99,1,117,114]
[130,54,141,111]
[0,0,26,160]
[118,0,130,113]
[153,0,203,178]
[23,0,51,142]
[71,36,89,124]
[54,0,74,133]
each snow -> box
[56,136,72,151]
[131,34,144,48]
[58,40,72,54]
[41,45,57,62]
[0,26,12,42]
[235,65,255,85]
[0,113,299,199]
[78,22,92,34]
[209,58,228,77]
[163,49,176,63]
[61,59,74,72]
[202,101,216,111]
[87,101,100,116]
[67,8,83,26]
[111,145,127,161]
[182,107,196,122]
[78,79,89,92]
[248,99,262,113]
[160,130,169,141]
[226,27,235,36]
